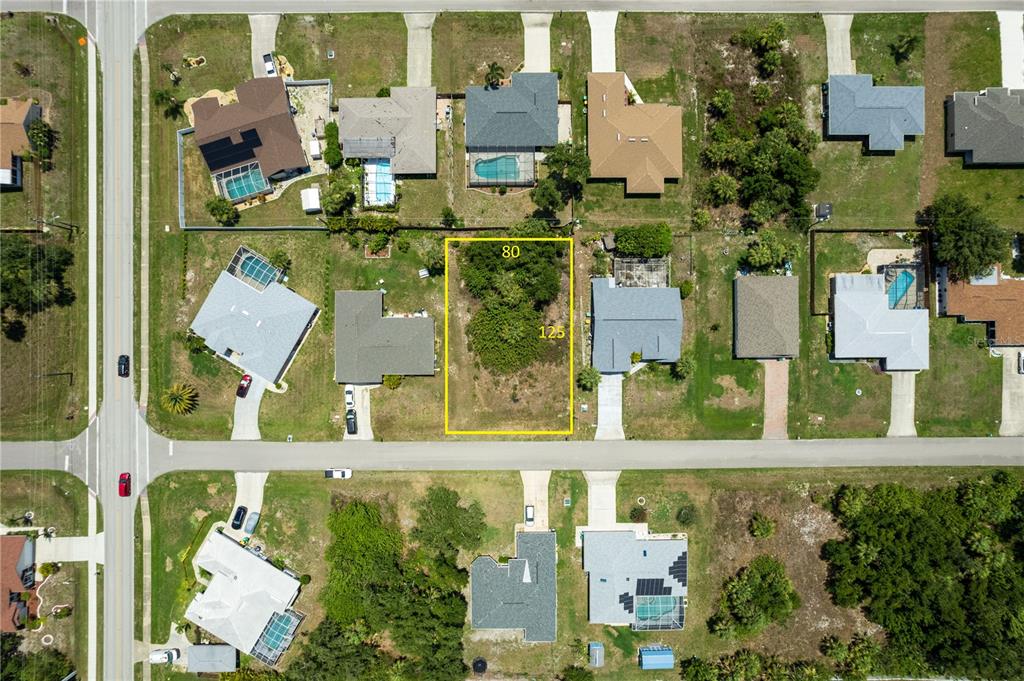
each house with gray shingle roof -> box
[945,87,1024,166]
[831,274,929,371]
[337,87,437,175]
[582,531,688,631]
[470,532,556,642]
[826,74,925,151]
[733,276,800,359]
[333,291,435,384]
[591,277,683,373]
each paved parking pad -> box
[1000,348,1024,436]
[231,376,267,441]
[519,470,551,532]
[887,371,917,438]
[596,374,625,440]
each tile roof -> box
[470,532,557,642]
[946,88,1024,165]
[338,86,437,174]
[591,277,683,373]
[465,73,559,149]
[190,270,319,385]
[586,73,683,194]
[193,78,307,178]
[945,264,1024,345]
[0,99,38,172]
[733,276,800,359]
[826,74,925,151]
[333,291,435,384]
[832,274,929,370]
[1,536,36,632]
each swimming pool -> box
[239,254,278,287]
[217,162,270,202]
[888,270,915,308]
[363,158,395,206]
[474,155,519,182]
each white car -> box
[525,505,535,527]
[344,386,355,410]
[325,468,353,480]
[149,649,179,665]
[262,53,276,76]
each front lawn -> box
[550,13,590,144]
[850,14,926,85]
[432,13,523,93]
[0,470,89,535]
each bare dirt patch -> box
[706,375,759,411]
[920,14,956,205]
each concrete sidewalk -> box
[522,13,553,73]
[405,14,436,87]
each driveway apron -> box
[587,12,618,72]
[596,374,625,441]
[343,384,376,441]
[823,15,854,75]
[223,472,269,542]
[405,14,436,87]
[522,13,553,73]
[519,471,551,531]
[231,375,267,441]
[583,471,620,529]
[761,360,790,440]
[887,371,917,437]
[999,348,1024,436]
[249,15,281,79]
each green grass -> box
[946,12,1002,87]
[0,14,91,439]
[0,470,89,535]
[915,318,1002,436]
[550,13,590,145]
[432,13,523,93]
[146,472,235,641]
[810,231,909,310]
[275,14,407,96]
[935,166,1024,229]
[850,14,927,85]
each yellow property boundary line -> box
[444,237,574,435]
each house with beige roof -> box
[586,73,683,194]
[337,87,436,175]
[733,276,800,359]
[0,98,41,189]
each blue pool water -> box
[222,165,269,201]
[474,155,519,182]
[239,254,277,286]
[363,158,395,206]
[888,270,915,308]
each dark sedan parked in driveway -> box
[231,506,247,530]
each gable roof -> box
[945,264,1024,345]
[827,74,925,150]
[470,532,557,642]
[587,73,683,194]
[333,291,435,384]
[0,99,38,171]
[1,536,36,633]
[591,277,683,373]
[193,78,307,177]
[190,270,319,384]
[734,276,800,359]
[582,531,687,629]
[338,86,437,174]
[946,88,1024,165]
[832,274,929,370]
[185,532,300,655]
[465,73,558,149]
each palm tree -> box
[161,383,198,415]
[153,89,185,120]
[484,62,505,89]
[160,62,182,85]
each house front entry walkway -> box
[587,12,617,72]
[887,371,917,437]
[522,13,553,73]
[405,14,436,87]
[761,360,790,439]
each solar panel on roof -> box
[636,578,671,596]
[669,553,687,587]
[618,592,634,614]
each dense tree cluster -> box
[1,633,74,681]
[822,472,1024,678]
[680,637,881,681]
[708,555,801,637]
[1,236,75,340]
[917,193,1009,281]
[294,488,487,680]
[322,121,343,169]
[205,196,239,226]
[613,223,673,258]
[741,230,796,272]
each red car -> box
[118,473,131,497]
[236,374,253,398]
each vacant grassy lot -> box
[0,470,89,535]
[623,233,763,440]
[433,13,523,93]
[145,471,235,641]
[915,318,1002,436]
[0,14,91,439]
[850,14,926,85]
[275,14,407,95]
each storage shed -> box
[300,186,321,214]
[589,642,605,668]
[639,646,674,671]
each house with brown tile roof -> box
[193,78,308,201]
[586,73,683,194]
[1,535,38,632]
[945,264,1024,346]
[0,98,42,189]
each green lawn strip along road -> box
[551,13,590,146]
[275,14,407,96]
[0,471,89,536]
[146,472,235,642]
[0,14,91,440]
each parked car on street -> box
[231,506,247,530]
[263,53,276,76]
[118,473,131,497]
[324,468,353,479]
[117,354,130,378]
[244,511,261,535]
[149,649,179,665]
[345,409,357,435]
[344,386,355,409]
[525,505,535,527]
[237,374,253,398]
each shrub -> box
[559,665,595,681]
[205,197,239,226]
[382,374,403,390]
[576,366,600,392]
[321,178,356,217]
[543,141,591,202]
[268,249,291,274]
[376,86,391,97]
[614,224,673,258]
[671,353,696,381]
[323,121,343,169]
[367,232,390,254]
[691,208,711,231]
[630,351,642,365]
[706,174,739,206]
[749,512,776,539]
[709,555,801,637]
[629,506,648,523]
[160,383,199,415]
[39,562,59,579]
[440,206,463,228]
[299,574,312,585]
[680,280,694,299]
[742,230,795,272]
[751,82,773,105]
[27,119,55,161]
[709,88,735,118]
[530,176,564,215]
[676,499,698,526]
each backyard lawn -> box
[0,14,91,440]
[432,13,523,93]
[810,231,913,312]
[274,14,407,95]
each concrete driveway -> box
[761,360,790,440]
[343,384,375,441]
[583,471,619,529]
[997,12,1024,88]
[887,371,917,437]
[249,15,280,79]
[231,375,267,441]
[522,13,553,73]
[595,374,625,440]
[823,14,854,75]
[405,14,435,87]
[518,471,551,531]
[223,471,268,541]
[587,12,617,72]
[1000,348,1024,436]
